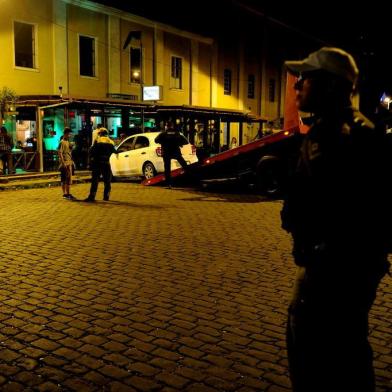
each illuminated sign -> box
[143,86,162,101]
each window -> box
[79,35,96,77]
[224,69,232,95]
[130,47,141,83]
[171,56,182,89]
[14,21,36,68]
[134,136,149,149]
[248,74,255,99]
[117,137,135,153]
[269,78,276,102]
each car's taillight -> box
[156,146,162,157]
[191,145,196,155]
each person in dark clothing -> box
[0,127,14,174]
[154,122,188,188]
[281,47,391,392]
[83,128,117,202]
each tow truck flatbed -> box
[142,128,297,188]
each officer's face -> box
[293,71,346,114]
[294,73,319,113]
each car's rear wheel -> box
[143,162,157,179]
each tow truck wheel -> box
[256,162,282,197]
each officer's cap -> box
[285,47,359,85]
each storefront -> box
[154,105,265,158]
[5,97,265,175]
[10,97,155,173]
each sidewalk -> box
[0,170,91,191]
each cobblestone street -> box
[0,183,390,391]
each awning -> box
[155,105,266,122]
[15,96,266,122]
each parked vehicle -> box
[110,132,198,179]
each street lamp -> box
[380,93,392,110]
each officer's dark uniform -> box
[155,128,187,187]
[281,108,391,392]
[86,134,116,201]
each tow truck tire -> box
[256,159,283,197]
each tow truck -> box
[142,74,307,197]
[141,127,303,196]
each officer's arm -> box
[155,133,162,144]
[88,144,97,161]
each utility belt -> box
[292,238,391,277]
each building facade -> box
[0,0,289,173]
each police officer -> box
[84,128,116,202]
[281,47,391,392]
[155,121,188,188]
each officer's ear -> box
[325,77,340,94]
[326,76,354,100]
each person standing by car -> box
[154,121,188,188]
[281,47,391,392]
[83,128,116,202]
[58,127,76,200]
[91,123,103,146]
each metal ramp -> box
[141,129,295,187]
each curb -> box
[0,176,91,191]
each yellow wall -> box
[119,21,154,99]
[67,5,108,99]
[0,0,285,124]
[262,66,280,121]
[163,32,190,105]
[244,62,261,116]
[216,48,239,109]
[195,43,212,107]
[0,0,54,95]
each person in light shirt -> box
[58,127,76,200]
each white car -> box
[110,132,198,179]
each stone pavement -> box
[0,183,390,391]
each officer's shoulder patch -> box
[308,141,321,160]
